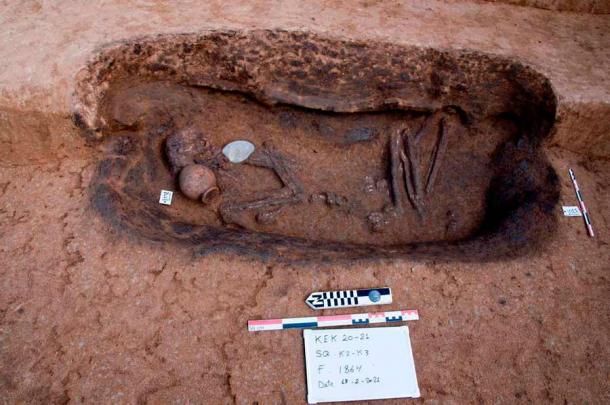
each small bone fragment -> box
[367,211,388,233]
[324,192,347,207]
[309,193,326,203]
[364,176,376,194]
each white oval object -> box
[222,140,255,163]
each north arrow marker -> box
[305,287,392,310]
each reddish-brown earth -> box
[0,1,609,404]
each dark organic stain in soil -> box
[76,30,559,262]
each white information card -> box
[303,326,420,403]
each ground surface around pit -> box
[1,1,609,404]
[0,148,608,404]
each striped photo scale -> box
[248,310,419,332]
[306,287,392,310]
[569,168,594,237]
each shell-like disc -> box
[222,140,255,163]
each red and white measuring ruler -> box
[569,168,594,237]
[248,309,419,332]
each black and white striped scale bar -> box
[569,169,594,237]
[306,287,392,310]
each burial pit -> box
[74,30,560,262]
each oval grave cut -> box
[75,30,560,261]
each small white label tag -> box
[159,190,173,205]
[562,206,582,217]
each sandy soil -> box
[0,1,609,404]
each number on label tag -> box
[159,190,173,205]
[562,206,582,217]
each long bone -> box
[220,143,304,223]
